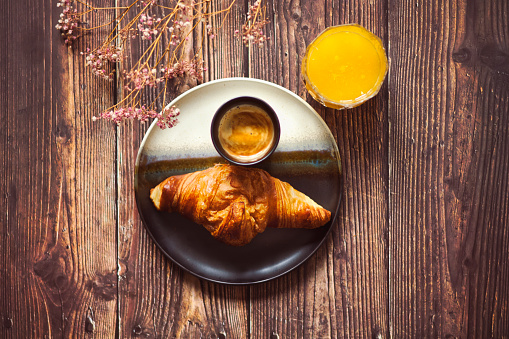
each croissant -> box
[150,164,331,246]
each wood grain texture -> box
[0,0,118,338]
[388,0,509,336]
[1,0,508,337]
[249,0,389,338]
[328,1,390,338]
[116,1,249,338]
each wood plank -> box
[116,1,250,337]
[388,0,509,336]
[249,0,389,337]
[0,0,118,337]
[2,0,508,337]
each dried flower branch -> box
[56,0,269,129]
[55,0,82,44]
[235,0,269,47]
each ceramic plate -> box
[135,78,342,284]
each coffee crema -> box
[217,104,275,163]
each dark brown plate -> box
[135,78,342,284]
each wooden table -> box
[1,0,508,337]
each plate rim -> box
[134,77,342,285]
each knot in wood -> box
[85,316,95,333]
[452,48,470,63]
[133,324,143,335]
[4,317,13,329]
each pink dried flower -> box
[160,60,204,82]
[93,106,158,124]
[57,0,233,129]
[85,45,123,80]
[55,0,82,44]
[236,0,269,47]
[157,105,180,129]
[124,67,164,91]
[92,105,180,129]
[119,26,138,40]
[138,13,162,40]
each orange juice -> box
[302,24,388,109]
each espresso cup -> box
[211,97,280,165]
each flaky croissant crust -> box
[150,164,330,246]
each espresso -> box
[218,104,275,162]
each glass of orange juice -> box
[302,24,388,110]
